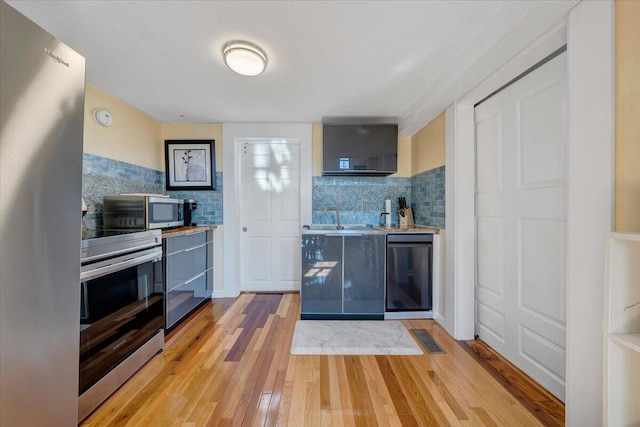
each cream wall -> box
[411,112,445,175]
[161,123,224,172]
[615,0,640,232]
[311,123,411,177]
[412,112,447,324]
[394,136,412,178]
[312,124,323,176]
[85,85,225,173]
[84,84,163,170]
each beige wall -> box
[411,112,445,176]
[161,123,224,172]
[615,0,640,231]
[394,136,412,178]
[312,124,323,176]
[84,84,163,170]
[311,123,411,177]
[84,84,225,172]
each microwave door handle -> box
[80,249,162,282]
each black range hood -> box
[322,123,398,176]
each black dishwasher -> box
[386,233,433,311]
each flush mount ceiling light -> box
[222,40,267,76]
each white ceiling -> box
[7,0,579,136]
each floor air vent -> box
[410,329,446,354]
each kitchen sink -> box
[342,224,380,231]
[302,224,385,234]
[305,224,339,230]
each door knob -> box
[242,227,247,232]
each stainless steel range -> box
[79,229,165,422]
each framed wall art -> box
[164,139,216,191]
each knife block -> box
[399,208,414,230]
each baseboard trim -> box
[384,311,433,320]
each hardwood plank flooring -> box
[81,293,564,426]
[458,340,564,427]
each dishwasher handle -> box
[386,233,433,244]
[387,242,433,249]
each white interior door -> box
[474,53,567,400]
[240,139,301,292]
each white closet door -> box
[475,53,567,400]
[240,140,301,292]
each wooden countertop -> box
[161,225,217,239]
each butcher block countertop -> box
[161,225,217,239]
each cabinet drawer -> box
[166,232,206,255]
[165,244,207,291]
[165,273,207,329]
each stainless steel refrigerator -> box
[0,2,85,426]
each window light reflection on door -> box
[251,140,293,194]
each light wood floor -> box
[81,293,563,426]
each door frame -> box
[222,123,312,298]
[446,2,614,423]
[446,19,571,341]
[238,137,302,292]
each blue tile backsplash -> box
[312,167,445,228]
[83,153,443,230]
[312,176,412,226]
[165,174,223,225]
[83,153,164,185]
[82,153,223,228]
[410,165,445,228]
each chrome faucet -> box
[379,212,389,227]
[324,207,343,230]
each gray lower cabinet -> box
[301,234,384,319]
[301,235,343,315]
[343,235,385,314]
[163,230,213,329]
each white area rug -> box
[290,320,423,355]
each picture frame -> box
[164,139,216,191]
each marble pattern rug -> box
[290,320,423,355]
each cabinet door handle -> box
[184,244,206,253]
[183,271,205,285]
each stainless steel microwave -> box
[103,194,183,229]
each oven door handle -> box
[80,248,162,281]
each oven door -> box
[79,247,163,395]
[146,197,183,229]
